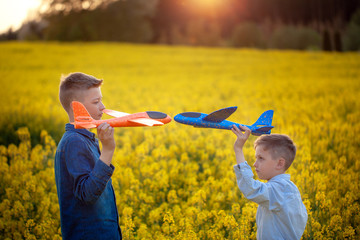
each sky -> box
[0,0,42,34]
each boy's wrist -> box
[234,150,246,164]
[102,145,115,152]
[100,149,114,166]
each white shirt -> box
[234,162,308,240]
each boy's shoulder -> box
[58,125,91,149]
[268,174,293,186]
[268,174,300,195]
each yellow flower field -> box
[0,42,359,239]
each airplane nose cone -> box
[146,111,172,124]
[174,112,201,123]
[174,114,180,122]
[147,111,167,119]
[164,115,172,124]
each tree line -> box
[1,0,360,51]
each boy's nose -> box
[253,161,258,167]
[100,102,106,111]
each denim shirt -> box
[234,162,308,240]
[55,123,122,240]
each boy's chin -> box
[93,114,103,120]
[256,174,264,180]
[257,174,270,181]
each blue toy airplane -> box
[174,107,274,136]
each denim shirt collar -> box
[65,123,96,141]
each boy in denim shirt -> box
[55,72,122,239]
[231,125,307,240]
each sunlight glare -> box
[188,0,225,15]
[0,0,42,33]
[193,0,223,8]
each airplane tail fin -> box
[71,101,97,129]
[251,110,274,135]
[253,110,273,126]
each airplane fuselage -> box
[74,111,171,129]
[174,111,273,136]
[174,112,245,129]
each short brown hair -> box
[254,134,296,170]
[59,72,103,113]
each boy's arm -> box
[231,125,271,207]
[63,123,116,205]
[231,125,251,164]
[65,136,114,205]
[233,162,271,207]
[97,123,115,166]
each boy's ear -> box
[276,158,286,170]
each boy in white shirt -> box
[231,125,307,240]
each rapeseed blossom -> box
[0,43,359,239]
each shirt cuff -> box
[92,159,115,181]
[233,162,253,179]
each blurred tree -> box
[231,22,265,48]
[270,25,321,50]
[42,0,109,14]
[343,9,360,51]
[35,0,360,49]
[0,28,18,41]
[233,0,360,51]
[42,0,156,42]
[149,0,360,50]
[150,0,188,44]
[18,20,48,40]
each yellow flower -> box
[1,43,360,239]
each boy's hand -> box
[98,123,115,150]
[231,125,251,164]
[97,123,115,166]
[232,125,251,151]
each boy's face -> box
[254,145,284,181]
[79,87,105,120]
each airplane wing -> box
[103,109,130,118]
[128,118,164,126]
[202,106,237,122]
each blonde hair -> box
[254,134,296,170]
[59,72,103,113]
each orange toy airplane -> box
[71,101,172,129]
